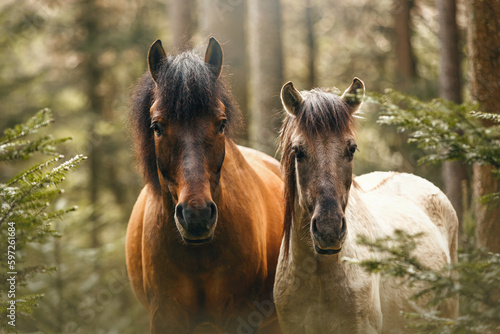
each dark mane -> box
[129,49,241,195]
[279,89,355,257]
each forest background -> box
[0,0,498,333]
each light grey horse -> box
[274,78,458,334]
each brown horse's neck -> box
[157,138,260,270]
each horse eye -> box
[348,144,357,157]
[151,122,163,136]
[219,119,227,133]
[293,146,306,162]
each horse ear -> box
[281,81,303,117]
[204,37,223,79]
[148,39,166,83]
[341,77,365,111]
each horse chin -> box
[182,235,213,245]
[314,243,342,255]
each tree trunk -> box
[169,0,193,50]
[247,0,284,154]
[305,0,316,89]
[437,0,468,227]
[200,0,248,141]
[393,0,416,86]
[467,0,500,253]
[80,0,103,249]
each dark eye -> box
[219,119,227,134]
[348,143,357,158]
[151,122,163,136]
[293,146,306,162]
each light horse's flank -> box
[126,38,284,333]
[273,79,459,333]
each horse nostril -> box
[340,216,346,237]
[311,217,318,234]
[175,204,187,228]
[208,202,217,227]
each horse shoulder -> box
[126,185,151,309]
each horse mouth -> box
[314,244,342,255]
[182,236,213,244]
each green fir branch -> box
[0,109,85,329]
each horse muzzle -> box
[175,201,218,244]
[311,216,347,255]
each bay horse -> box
[126,38,284,333]
[273,79,459,333]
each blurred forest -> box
[0,0,498,333]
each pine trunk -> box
[169,0,193,50]
[467,0,500,252]
[437,0,468,227]
[80,0,103,249]
[394,0,416,86]
[305,0,316,89]
[200,0,248,141]
[247,0,284,154]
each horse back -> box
[237,145,281,178]
[356,171,459,264]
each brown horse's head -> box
[279,78,364,256]
[132,38,240,244]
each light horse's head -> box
[136,38,239,244]
[279,78,364,256]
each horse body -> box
[126,38,283,333]
[274,80,458,333]
[127,141,283,332]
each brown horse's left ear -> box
[148,39,167,84]
[204,37,223,79]
[281,81,303,117]
[341,77,365,111]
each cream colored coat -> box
[274,172,459,334]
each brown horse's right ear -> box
[281,81,303,117]
[204,37,223,79]
[148,39,166,83]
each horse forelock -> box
[129,49,241,195]
[153,52,240,131]
[296,89,355,139]
[279,89,356,257]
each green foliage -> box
[367,89,500,203]
[350,230,500,333]
[0,109,85,332]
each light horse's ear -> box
[341,77,365,112]
[204,37,223,79]
[148,39,167,84]
[281,81,303,117]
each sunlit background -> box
[0,0,474,332]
